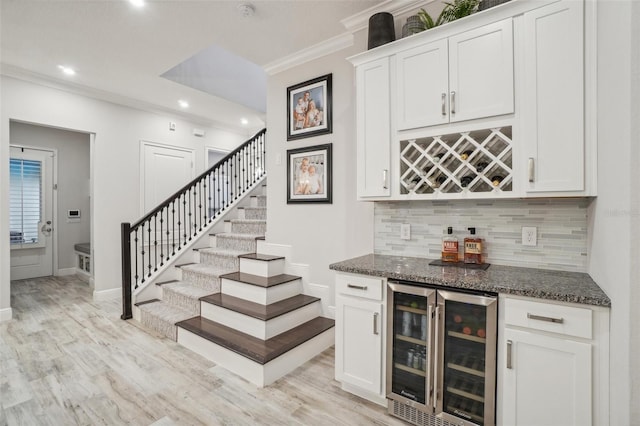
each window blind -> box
[9,158,42,245]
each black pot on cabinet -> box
[368,12,395,49]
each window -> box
[9,157,42,245]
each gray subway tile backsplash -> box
[374,198,591,272]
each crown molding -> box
[263,0,432,76]
[263,32,354,76]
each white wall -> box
[588,1,634,423]
[265,30,374,310]
[0,75,250,315]
[10,121,91,271]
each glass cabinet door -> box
[437,290,497,426]
[386,283,436,408]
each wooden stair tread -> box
[200,293,320,321]
[238,253,284,261]
[176,316,334,365]
[219,271,300,288]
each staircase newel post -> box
[121,222,133,320]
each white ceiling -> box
[0,0,387,133]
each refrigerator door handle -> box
[432,305,441,409]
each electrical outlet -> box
[522,226,537,246]
[400,224,411,240]
[169,121,176,131]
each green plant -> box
[417,0,480,30]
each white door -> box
[9,146,55,280]
[356,57,391,198]
[142,142,195,214]
[335,295,383,394]
[396,39,449,130]
[502,328,592,426]
[448,18,514,123]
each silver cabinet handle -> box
[507,340,513,369]
[373,312,379,335]
[527,313,564,324]
[441,93,446,116]
[528,157,535,182]
[382,169,388,190]
[450,91,456,114]
[347,284,367,290]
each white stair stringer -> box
[200,299,322,340]
[177,322,335,388]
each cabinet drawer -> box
[336,274,383,301]
[504,297,592,339]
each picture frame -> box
[287,144,332,204]
[287,74,332,141]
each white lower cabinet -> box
[499,296,610,426]
[335,273,386,405]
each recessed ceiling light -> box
[57,65,76,76]
[178,100,189,108]
[129,0,145,8]
[240,118,249,125]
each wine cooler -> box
[386,280,497,426]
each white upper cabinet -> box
[356,57,391,198]
[522,0,586,194]
[396,18,514,131]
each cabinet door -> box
[396,39,449,130]
[448,18,514,123]
[356,58,391,197]
[335,296,383,394]
[523,0,584,193]
[502,328,592,426]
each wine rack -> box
[400,126,513,196]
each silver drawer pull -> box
[506,340,513,369]
[527,313,564,324]
[347,284,368,290]
[373,312,379,335]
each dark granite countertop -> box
[329,254,610,307]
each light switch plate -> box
[522,226,537,246]
[400,224,411,240]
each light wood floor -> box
[1,275,404,426]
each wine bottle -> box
[460,150,473,161]
[432,175,446,188]
[460,176,473,188]
[476,162,489,173]
[432,153,444,163]
[491,175,504,187]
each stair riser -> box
[215,235,258,252]
[251,195,267,208]
[200,301,322,340]
[181,270,222,291]
[241,208,266,220]
[239,258,285,277]
[221,278,302,305]
[231,221,266,235]
[162,288,202,316]
[140,308,178,341]
[177,327,334,387]
[198,252,240,270]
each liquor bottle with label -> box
[442,226,459,263]
[464,227,483,264]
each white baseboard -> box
[56,268,77,276]
[93,287,121,301]
[0,307,13,322]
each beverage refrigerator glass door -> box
[386,281,498,426]
[386,282,437,408]
[436,289,497,426]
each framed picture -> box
[287,74,332,141]
[287,144,332,204]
